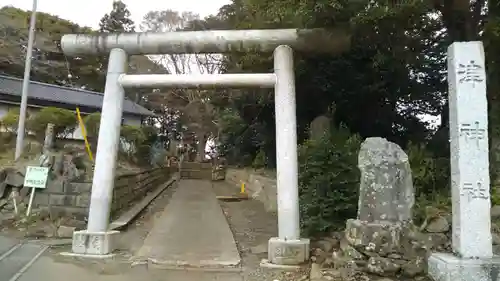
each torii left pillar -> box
[63,49,127,257]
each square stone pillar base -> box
[61,230,119,258]
[428,253,500,281]
[266,237,310,265]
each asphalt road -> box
[0,236,48,281]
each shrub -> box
[141,125,158,143]
[407,142,450,199]
[0,108,23,145]
[1,108,21,133]
[83,112,101,138]
[298,126,362,236]
[82,112,101,150]
[81,114,158,167]
[120,125,146,147]
[27,107,77,141]
[406,142,451,224]
[252,149,267,169]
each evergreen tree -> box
[99,0,135,33]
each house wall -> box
[0,104,9,117]
[71,114,143,140]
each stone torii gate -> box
[60,29,347,265]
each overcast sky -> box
[1,0,230,29]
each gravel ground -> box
[211,180,310,281]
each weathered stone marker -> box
[357,137,414,223]
[337,138,435,278]
[428,42,500,281]
[43,123,55,152]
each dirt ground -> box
[211,181,309,281]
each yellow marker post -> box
[76,107,94,162]
[240,181,245,194]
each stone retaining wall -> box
[33,167,173,217]
[111,167,172,214]
[225,168,277,212]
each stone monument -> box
[333,138,434,278]
[43,123,55,153]
[309,115,332,140]
[357,137,414,222]
[428,42,500,281]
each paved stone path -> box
[0,236,48,281]
[135,179,241,268]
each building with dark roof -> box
[0,75,154,140]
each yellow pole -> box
[240,181,245,194]
[76,107,94,162]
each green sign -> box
[24,166,49,189]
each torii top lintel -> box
[60,28,350,56]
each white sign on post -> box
[448,41,492,258]
[24,166,49,188]
[24,166,49,216]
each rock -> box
[357,137,414,223]
[492,205,500,219]
[0,182,6,198]
[401,257,426,277]
[313,248,328,264]
[25,224,57,238]
[425,216,450,233]
[32,208,51,221]
[366,257,400,276]
[52,154,64,176]
[4,170,25,187]
[310,263,323,280]
[494,245,500,255]
[0,213,17,225]
[0,198,8,209]
[330,231,344,241]
[340,239,364,260]
[322,257,334,268]
[493,233,500,245]
[345,219,409,256]
[250,243,268,254]
[62,155,81,181]
[56,225,76,238]
[309,115,332,140]
[317,238,337,253]
[424,233,449,250]
[322,269,342,281]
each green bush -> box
[406,142,452,224]
[0,108,23,147]
[136,144,152,166]
[120,125,146,147]
[252,149,267,169]
[298,126,362,236]
[83,112,101,138]
[27,107,77,141]
[1,108,22,133]
[407,142,450,199]
[141,125,158,142]
[82,114,157,166]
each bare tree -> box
[140,10,222,161]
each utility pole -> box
[15,0,38,160]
